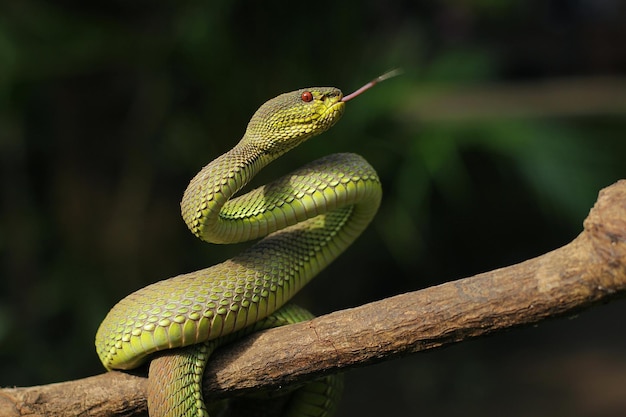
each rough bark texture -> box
[2,180,626,417]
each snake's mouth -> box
[322,99,345,127]
[326,93,345,115]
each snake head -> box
[243,87,345,155]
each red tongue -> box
[341,68,403,102]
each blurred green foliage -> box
[1,1,626,416]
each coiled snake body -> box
[95,85,383,417]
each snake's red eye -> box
[301,91,313,102]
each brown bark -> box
[2,180,626,417]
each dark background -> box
[2,1,626,416]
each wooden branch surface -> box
[401,76,626,121]
[2,180,626,417]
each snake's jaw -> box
[243,87,345,156]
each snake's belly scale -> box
[95,87,382,417]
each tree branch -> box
[401,77,626,121]
[3,180,626,417]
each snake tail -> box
[147,305,344,417]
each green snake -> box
[95,73,394,416]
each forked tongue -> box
[342,68,403,102]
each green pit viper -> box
[95,71,398,417]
